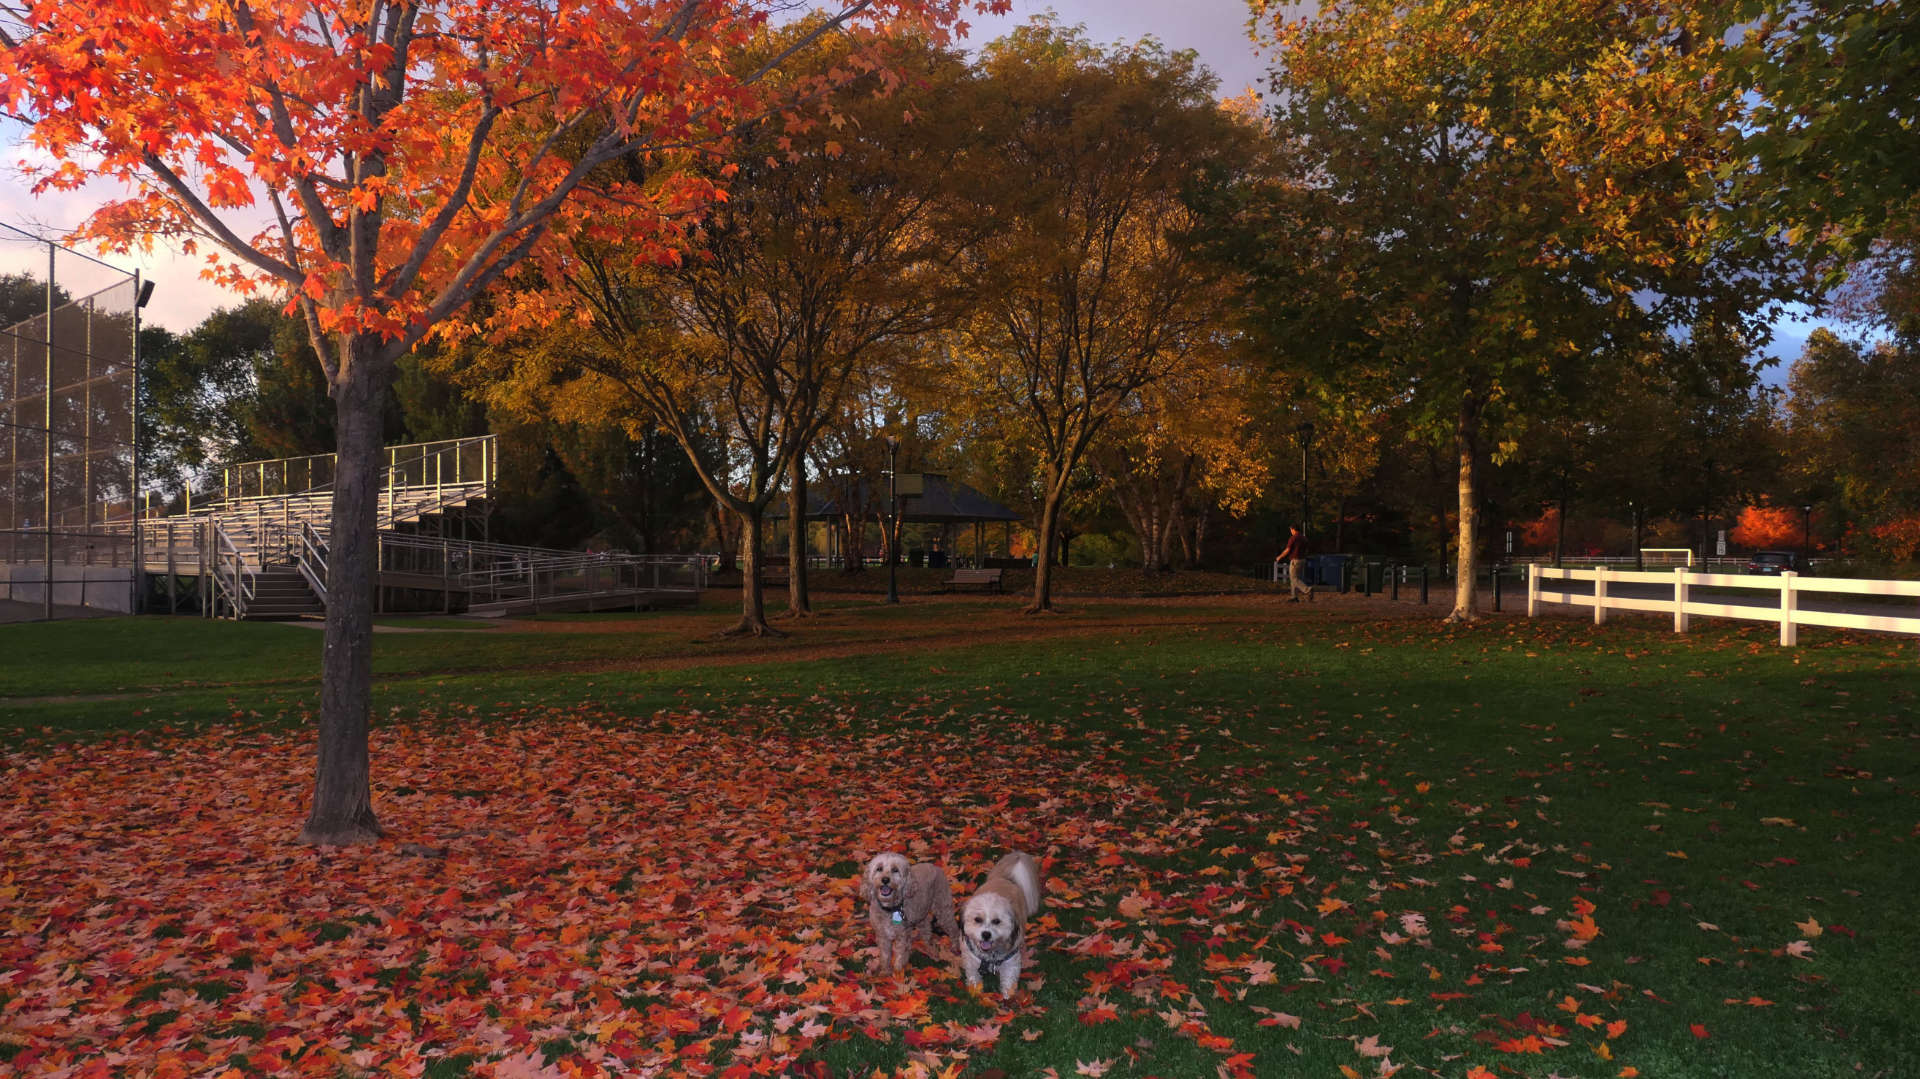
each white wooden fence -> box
[1527,566,1920,645]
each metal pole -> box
[1420,564,1429,605]
[43,240,54,621]
[886,438,899,604]
[1492,563,1503,613]
[1390,563,1399,602]
[131,272,143,614]
[1297,422,1313,550]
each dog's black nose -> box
[980,930,993,941]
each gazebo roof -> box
[769,473,1023,524]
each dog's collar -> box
[965,925,1023,973]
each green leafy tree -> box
[1724,1,1920,270]
[1242,0,1782,619]
[1783,328,1920,557]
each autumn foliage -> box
[1729,505,1806,550]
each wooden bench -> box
[944,568,1003,593]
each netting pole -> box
[43,239,54,621]
[131,270,143,614]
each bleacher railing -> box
[294,521,703,618]
[215,434,495,503]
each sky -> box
[0,0,1832,368]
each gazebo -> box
[769,472,1024,567]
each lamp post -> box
[1802,504,1813,552]
[1296,421,1314,542]
[885,437,900,605]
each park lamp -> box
[885,437,900,604]
[1296,422,1313,539]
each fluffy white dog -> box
[861,852,961,977]
[960,851,1043,997]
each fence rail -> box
[1527,565,1920,645]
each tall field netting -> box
[0,223,142,617]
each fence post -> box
[1420,565,1429,605]
[1673,566,1689,634]
[1593,565,1609,625]
[1527,563,1539,618]
[1780,570,1798,646]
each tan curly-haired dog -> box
[961,850,1043,997]
[861,852,961,976]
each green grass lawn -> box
[1,599,1914,1077]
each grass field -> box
[1,595,1915,1078]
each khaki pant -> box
[1289,558,1313,598]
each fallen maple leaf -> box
[1795,916,1822,939]
[1354,1034,1393,1058]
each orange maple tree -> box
[0,0,1005,845]
[1729,505,1807,550]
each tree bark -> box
[784,454,813,616]
[1447,392,1482,623]
[299,337,386,846]
[710,499,737,572]
[1028,483,1065,613]
[840,511,863,572]
[726,502,780,636]
[1554,485,1568,566]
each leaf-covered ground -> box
[2,598,1915,1077]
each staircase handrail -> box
[209,522,255,619]
[298,521,329,601]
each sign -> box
[1716,529,1727,557]
[1505,530,1514,554]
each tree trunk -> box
[299,340,386,846]
[710,500,737,572]
[840,511,862,572]
[1028,484,1065,613]
[727,502,780,636]
[1554,488,1568,566]
[785,454,813,616]
[1447,395,1481,623]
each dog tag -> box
[891,910,904,923]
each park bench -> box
[944,567,1003,593]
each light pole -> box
[886,437,900,605]
[1296,421,1314,542]
[1802,504,1813,552]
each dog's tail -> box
[1006,852,1042,917]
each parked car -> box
[1746,549,1806,575]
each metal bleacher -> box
[135,435,704,620]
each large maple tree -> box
[0,0,1003,845]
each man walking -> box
[1277,526,1314,603]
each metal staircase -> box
[156,436,496,620]
[133,435,704,620]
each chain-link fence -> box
[0,224,142,618]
